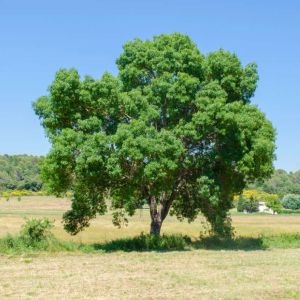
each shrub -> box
[0,218,86,253]
[0,218,56,253]
[237,196,259,213]
[237,196,245,212]
[281,194,300,210]
[266,197,282,213]
[20,218,54,245]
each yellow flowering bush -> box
[1,190,48,200]
[234,189,279,202]
[234,189,282,213]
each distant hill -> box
[249,169,300,196]
[0,155,44,191]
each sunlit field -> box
[0,249,299,299]
[1,196,300,243]
[1,196,300,299]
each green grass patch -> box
[263,233,300,248]
[0,216,299,254]
[1,233,300,254]
[279,209,300,215]
[195,234,300,251]
[0,234,84,254]
[0,233,190,254]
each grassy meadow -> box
[1,196,300,243]
[1,196,300,299]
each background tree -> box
[281,194,300,210]
[33,33,276,236]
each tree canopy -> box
[33,33,276,236]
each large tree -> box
[33,33,276,236]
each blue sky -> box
[0,0,299,171]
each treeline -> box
[0,155,43,191]
[0,154,300,197]
[250,169,300,196]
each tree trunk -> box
[149,195,163,236]
[148,189,177,236]
[150,219,162,235]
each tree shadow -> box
[89,234,267,253]
[192,236,267,251]
[91,234,190,253]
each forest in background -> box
[0,155,43,192]
[250,169,300,196]
[0,154,300,197]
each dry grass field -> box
[1,249,300,299]
[1,196,300,243]
[0,196,300,299]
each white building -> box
[258,201,275,214]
